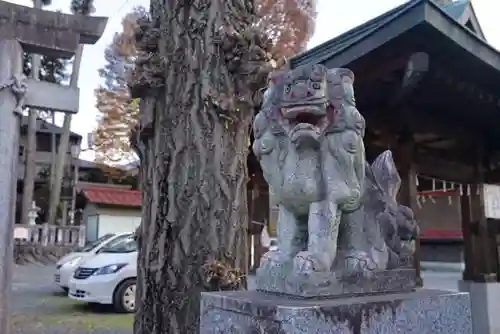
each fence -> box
[13,224,85,247]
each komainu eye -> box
[311,82,321,89]
[285,84,292,93]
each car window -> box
[100,235,137,253]
[81,233,115,252]
[98,234,133,252]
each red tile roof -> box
[81,185,141,208]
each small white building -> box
[79,184,141,243]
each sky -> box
[7,0,500,161]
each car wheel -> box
[113,279,136,313]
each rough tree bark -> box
[130,1,276,333]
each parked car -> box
[54,232,132,292]
[68,234,137,313]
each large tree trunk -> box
[132,1,273,333]
[134,95,250,333]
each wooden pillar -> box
[254,186,269,267]
[247,186,252,271]
[395,132,422,286]
[467,146,497,282]
[460,188,476,280]
[459,141,500,282]
[482,152,500,277]
[247,165,269,272]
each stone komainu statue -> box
[252,64,418,277]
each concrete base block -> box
[200,289,472,333]
[459,280,500,334]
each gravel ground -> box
[12,264,62,313]
[11,264,133,334]
[14,328,133,334]
[10,264,461,333]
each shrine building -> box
[248,0,500,312]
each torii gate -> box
[0,1,107,332]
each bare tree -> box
[94,1,317,166]
[256,0,317,59]
[94,9,143,164]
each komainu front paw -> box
[292,251,329,275]
[257,250,290,273]
[340,250,377,274]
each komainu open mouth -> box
[294,112,324,126]
[280,105,328,143]
[277,107,327,149]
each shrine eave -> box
[291,0,500,76]
[288,0,500,183]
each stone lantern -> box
[27,201,40,226]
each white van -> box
[68,233,137,313]
[54,232,133,292]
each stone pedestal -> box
[257,265,417,298]
[458,280,500,334]
[200,289,472,333]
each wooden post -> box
[247,165,270,272]
[255,186,270,267]
[459,141,499,282]
[395,132,422,286]
[247,186,254,272]
[470,146,497,282]
[0,39,23,334]
[460,188,475,280]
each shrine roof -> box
[20,116,81,140]
[440,0,486,39]
[291,0,498,72]
[441,0,469,20]
[80,184,141,208]
[289,0,500,183]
